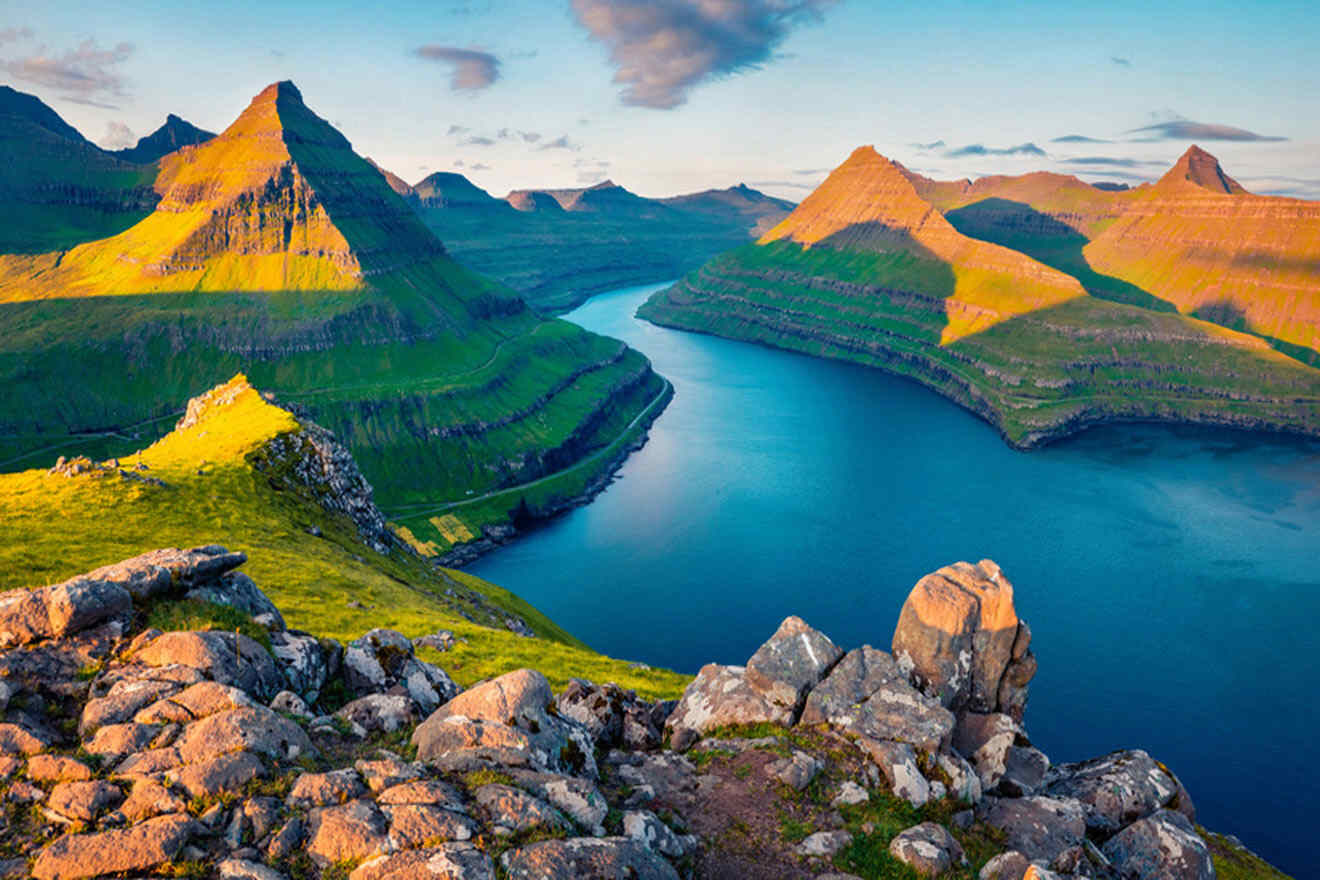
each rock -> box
[265,816,304,860]
[474,784,570,833]
[378,780,466,810]
[797,830,854,857]
[351,842,496,880]
[937,751,983,804]
[891,560,1036,719]
[501,837,680,880]
[171,750,265,798]
[85,545,247,600]
[224,807,247,848]
[84,721,160,758]
[31,812,197,880]
[80,679,179,735]
[8,780,44,802]
[1101,809,1213,880]
[953,712,1020,791]
[269,630,333,699]
[270,690,312,718]
[977,796,1087,863]
[356,754,425,792]
[0,576,133,650]
[184,570,285,631]
[287,768,366,808]
[46,780,122,822]
[306,799,391,865]
[27,755,93,782]
[557,679,630,745]
[385,803,480,849]
[888,822,965,876]
[508,770,609,834]
[979,850,1031,880]
[663,664,782,749]
[217,859,288,880]
[998,746,1049,797]
[244,796,281,841]
[855,739,929,807]
[337,694,415,733]
[0,721,48,755]
[623,810,694,858]
[432,667,550,728]
[415,630,456,652]
[174,705,313,763]
[344,628,414,693]
[832,780,870,806]
[800,646,954,753]
[1043,749,1191,835]
[133,631,284,700]
[743,616,844,718]
[1023,868,1064,880]
[135,680,254,724]
[120,780,187,822]
[767,749,823,791]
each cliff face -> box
[638,145,1320,447]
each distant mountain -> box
[1155,144,1246,194]
[0,80,668,560]
[111,113,215,164]
[639,145,1320,446]
[0,85,156,253]
[415,177,794,312]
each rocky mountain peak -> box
[0,84,88,143]
[1157,145,1246,195]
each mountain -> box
[415,175,794,312]
[0,85,157,253]
[639,145,1320,446]
[0,81,669,559]
[110,113,215,164]
[908,146,1320,363]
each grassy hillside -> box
[0,376,688,699]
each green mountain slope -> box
[639,146,1320,446]
[109,113,216,164]
[0,81,667,557]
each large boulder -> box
[557,679,663,751]
[184,570,284,631]
[351,842,496,880]
[800,646,954,752]
[1101,809,1214,880]
[1043,749,1194,834]
[84,545,248,600]
[0,579,131,650]
[345,629,459,714]
[743,616,843,718]
[31,813,198,880]
[500,837,680,880]
[977,795,1087,863]
[132,631,284,701]
[891,560,1036,719]
[889,822,966,876]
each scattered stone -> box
[265,816,304,860]
[856,738,929,807]
[832,781,870,807]
[624,809,694,858]
[84,721,161,758]
[768,749,823,791]
[954,712,1020,791]
[80,679,179,735]
[120,780,187,822]
[269,630,334,700]
[889,822,966,876]
[270,690,312,718]
[356,754,425,792]
[378,779,466,810]
[979,850,1031,880]
[351,842,496,880]
[797,830,854,857]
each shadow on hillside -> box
[945,198,1177,314]
[1193,299,1320,368]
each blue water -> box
[470,281,1320,876]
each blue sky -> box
[4,0,1318,199]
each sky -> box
[4,0,1319,200]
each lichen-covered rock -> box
[889,822,966,876]
[85,545,248,599]
[891,560,1035,720]
[801,646,954,752]
[767,749,823,791]
[80,679,180,735]
[743,616,843,718]
[1043,749,1191,835]
[1100,809,1213,880]
[796,830,854,857]
[338,694,415,733]
[135,680,254,724]
[306,799,391,865]
[269,629,334,700]
[977,796,1087,863]
[378,779,466,810]
[979,850,1031,880]
[0,577,131,650]
[120,780,187,823]
[474,784,570,834]
[508,770,609,833]
[45,780,122,822]
[500,836,680,880]
[175,705,312,763]
[287,768,366,808]
[856,738,929,807]
[31,812,198,880]
[623,810,695,858]
[663,664,782,750]
[557,679,662,750]
[954,712,1020,791]
[385,803,480,849]
[184,570,285,631]
[27,755,93,782]
[133,631,284,701]
[351,842,496,880]
[170,750,264,798]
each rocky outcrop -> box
[0,549,1258,879]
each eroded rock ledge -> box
[0,550,1256,878]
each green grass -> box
[0,380,688,701]
[1203,830,1295,880]
[143,598,274,653]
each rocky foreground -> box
[0,549,1261,878]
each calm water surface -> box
[470,281,1320,876]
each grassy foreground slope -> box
[0,375,687,699]
[0,82,665,557]
[639,147,1320,446]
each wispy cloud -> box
[0,27,34,45]
[536,135,581,152]
[910,139,945,151]
[447,124,471,135]
[98,120,135,150]
[946,142,1046,158]
[414,45,501,90]
[1111,56,1131,67]
[570,0,836,109]
[1127,119,1287,142]
[1059,156,1163,168]
[1052,134,1111,144]
[1,37,134,105]
[461,135,496,146]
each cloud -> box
[468,162,491,171]
[910,139,945,151]
[495,127,543,143]
[1111,56,1131,67]
[447,124,470,135]
[0,27,34,45]
[570,0,835,109]
[98,121,136,150]
[946,142,1047,158]
[462,135,496,146]
[1,37,134,104]
[414,45,501,90]
[536,135,581,151]
[1127,119,1287,142]
[1059,156,1163,168]
[1052,134,1111,144]
[792,167,829,175]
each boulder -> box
[743,616,843,718]
[80,679,180,735]
[385,803,480,849]
[557,679,661,750]
[343,629,458,714]
[46,780,122,822]
[979,850,1031,880]
[133,631,283,701]
[953,712,1019,791]
[767,749,823,791]
[623,810,695,858]
[937,751,983,804]
[0,577,131,649]
[287,768,366,809]
[500,837,679,880]
[474,783,570,833]
[663,664,782,749]
[855,739,929,807]
[891,560,1035,719]
[997,745,1049,797]
[134,680,253,724]
[800,646,954,752]
[0,721,48,755]
[85,545,247,599]
[184,570,284,631]
[84,721,160,758]
[27,755,93,783]
[796,830,854,857]
[508,770,609,833]
[351,842,496,880]
[31,812,198,880]
[338,694,416,733]
[269,630,334,700]
[356,754,425,793]
[977,796,1087,863]
[1043,749,1192,835]
[120,780,187,823]
[306,799,391,865]
[1101,809,1213,880]
[170,750,264,798]
[889,822,966,876]
[378,780,466,810]
[174,705,313,763]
